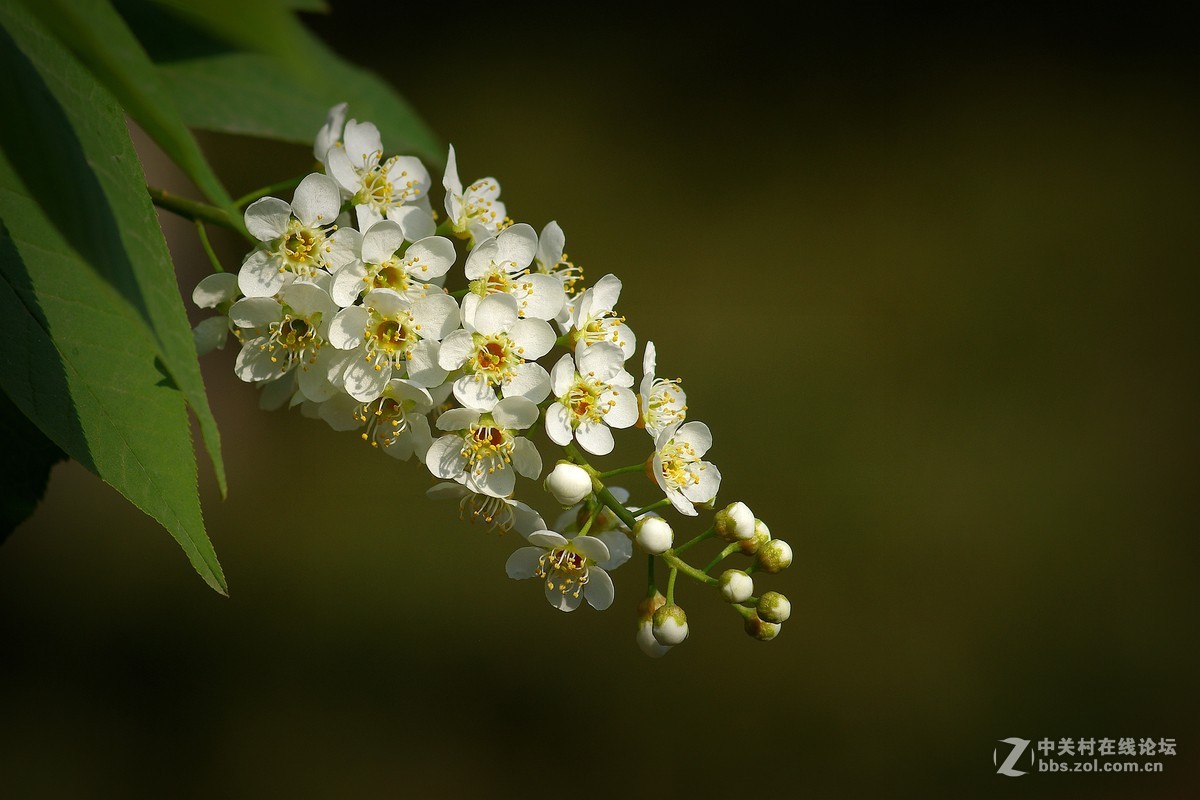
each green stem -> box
[565,443,638,531]
[662,552,718,587]
[599,463,647,480]
[149,186,253,243]
[703,542,741,574]
[194,220,223,273]
[233,175,305,208]
[577,504,598,538]
[666,567,678,604]
[674,526,715,554]
[631,498,671,518]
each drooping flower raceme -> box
[425,396,543,497]
[545,341,638,455]
[239,173,344,298]
[196,105,794,657]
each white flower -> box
[425,396,542,497]
[427,480,546,535]
[544,342,637,455]
[317,377,434,461]
[651,421,722,516]
[639,341,686,438]
[324,118,431,230]
[191,273,240,355]
[461,224,565,322]
[328,289,459,401]
[544,462,593,506]
[331,220,455,308]
[437,293,555,412]
[442,144,507,243]
[534,220,584,297]
[228,280,342,402]
[239,173,343,298]
[505,527,631,612]
[569,273,636,359]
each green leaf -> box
[0,388,66,543]
[0,5,227,592]
[15,0,243,226]
[128,4,441,166]
[0,2,227,499]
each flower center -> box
[355,397,408,448]
[471,335,520,385]
[281,223,322,265]
[660,440,701,489]
[456,492,517,532]
[462,422,515,480]
[362,308,417,372]
[265,311,321,372]
[644,378,686,432]
[371,263,409,292]
[536,547,591,597]
[564,377,611,426]
[359,167,393,208]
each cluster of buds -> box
[193,105,796,655]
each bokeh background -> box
[3,6,1198,798]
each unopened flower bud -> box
[634,517,673,554]
[714,501,755,541]
[544,462,592,506]
[718,569,754,603]
[738,519,771,555]
[637,591,667,623]
[637,619,672,658]
[757,539,792,573]
[743,611,781,641]
[652,604,689,646]
[757,591,791,623]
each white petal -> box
[426,434,468,479]
[474,464,515,498]
[518,273,565,320]
[229,296,280,329]
[343,119,382,168]
[550,353,575,398]
[576,340,624,383]
[496,222,537,268]
[528,530,568,548]
[258,372,296,410]
[411,293,459,341]
[590,273,622,314]
[325,146,360,194]
[363,287,408,319]
[387,205,436,240]
[290,173,341,228]
[573,535,610,563]
[575,420,614,456]
[675,421,713,457]
[192,317,229,355]
[354,204,383,232]
[453,374,498,412]
[667,487,697,516]
[296,351,338,402]
[546,584,583,612]
[472,292,518,336]
[545,402,573,446]
[331,261,369,308]
[492,396,539,430]
[511,501,547,537]
[459,292,482,330]
[426,481,469,502]
[536,220,565,267]
[583,567,615,611]
[436,407,479,431]
[192,272,239,309]
[317,391,362,431]
[314,102,347,162]
[602,388,638,429]
[237,250,286,298]
[508,318,555,360]
[329,306,368,349]
[389,378,433,413]
[682,463,722,504]
[501,362,550,405]
[642,341,657,382]
[325,228,362,273]
[511,438,542,480]
[437,329,474,370]
[595,530,633,570]
[505,547,544,580]
[613,322,637,360]
[280,281,334,318]
[464,237,500,280]
[361,219,405,264]
[404,236,456,280]
[442,144,463,204]
[399,413,433,461]
[405,339,448,387]
[343,355,389,401]
[244,197,291,241]
[234,339,280,382]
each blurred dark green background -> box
[3,7,1198,798]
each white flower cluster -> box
[193,105,794,655]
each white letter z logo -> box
[995,738,1031,777]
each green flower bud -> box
[652,603,689,646]
[634,516,674,555]
[714,501,755,542]
[743,611,781,641]
[757,539,792,574]
[757,591,791,623]
[718,569,754,603]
